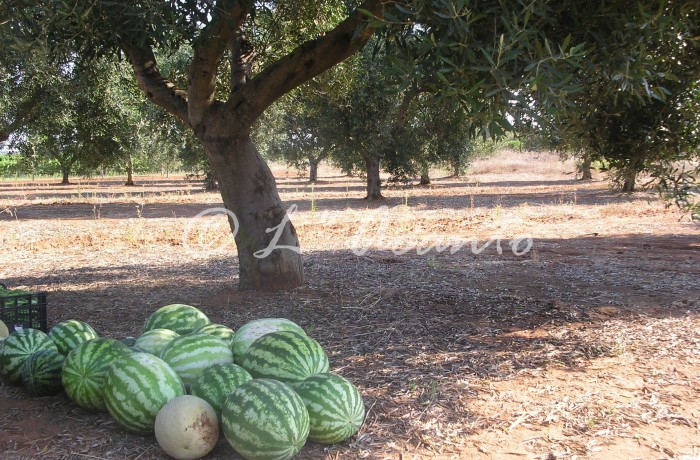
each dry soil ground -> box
[0,150,699,460]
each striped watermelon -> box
[141,304,210,335]
[190,363,252,419]
[104,352,186,434]
[222,379,310,460]
[240,331,329,386]
[159,333,233,390]
[48,320,99,355]
[62,338,131,411]
[293,373,365,444]
[0,329,58,383]
[195,323,235,347]
[134,328,180,356]
[231,318,305,363]
[20,348,65,396]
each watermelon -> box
[239,331,329,386]
[159,333,233,390]
[293,373,365,444]
[20,348,65,396]
[222,379,310,460]
[48,320,99,355]
[62,338,131,411]
[121,336,138,347]
[104,352,186,434]
[195,323,235,347]
[135,328,180,356]
[0,328,58,383]
[141,304,210,335]
[190,363,252,419]
[231,318,305,363]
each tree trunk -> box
[451,156,461,178]
[204,134,305,291]
[419,163,430,185]
[621,166,636,193]
[60,166,71,185]
[578,153,592,180]
[309,159,320,183]
[125,154,135,186]
[364,156,382,200]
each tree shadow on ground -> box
[1,182,656,221]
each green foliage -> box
[0,154,22,177]
[2,0,697,205]
[527,2,700,195]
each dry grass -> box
[1,150,699,459]
[464,149,576,177]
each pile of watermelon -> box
[0,304,365,460]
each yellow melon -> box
[154,395,219,460]
[0,319,9,339]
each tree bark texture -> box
[203,132,304,290]
[365,156,383,200]
[309,159,319,183]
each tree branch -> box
[188,1,248,126]
[230,30,256,93]
[229,0,386,125]
[121,44,189,124]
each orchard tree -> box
[11,62,122,184]
[3,1,385,289]
[261,78,345,183]
[516,2,700,192]
[4,1,698,290]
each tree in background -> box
[10,61,122,184]
[260,69,350,183]
[521,2,700,192]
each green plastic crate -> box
[0,283,48,332]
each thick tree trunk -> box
[309,159,320,183]
[419,163,430,185]
[60,167,71,185]
[578,153,592,180]
[204,134,304,291]
[364,156,382,200]
[125,154,135,186]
